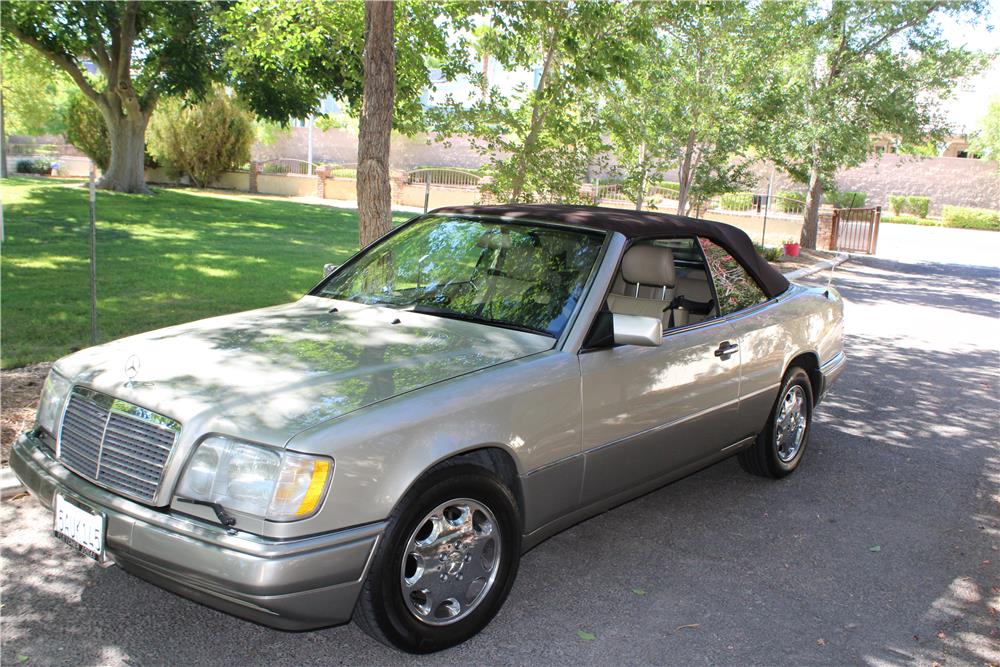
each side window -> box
[698,238,767,316]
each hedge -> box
[776,191,806,213]
[754,243,783,261]
[15,159,52,175]
[888,194,930,218]
[823,190,868,208]
[719,192,753,211]
[941,206,1000,231]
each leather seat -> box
[607,245,688,328]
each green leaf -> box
[631,587,647,596]
[869,545,881,553]
[576,630,597,641]
[17,656,28,663]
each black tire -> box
[354,460,522,653]
[738,366,814,478]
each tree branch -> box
[7,24,102,105]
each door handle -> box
[714,341,739,360]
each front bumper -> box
[9,431,384,630]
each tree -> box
[433,1,651,203]
[760,0,988,248]
[604,2,792,214]
[357,1,395,247]
[147,88,254,188]
[1,39,76,176]
[222,0,475,244]
[2,1,226,192]
[65,92,111,170]
[969,95,1000,165]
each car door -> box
[578,241,746,505]
[697,237,785,437]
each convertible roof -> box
[431,204,790,298]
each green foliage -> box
[0,176,410,367]
[823,191,868,208]
[431,1,651,203]
[603,1,795,213]
[0,39,74,135]
[968,95,1000,165]
[148,89,255,188]
[754,243,784,261]
[15,159,52,175]
[776,191,806,213]
[719,192,754,211]
[897,141,940,157]
[888,194,930,218]
[64,92,111,170]
[882,214,940,226]
[941,205,1000,230]
[4,1,232,191]
[222,0,475,134]
[756,0,988,244]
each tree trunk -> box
[801,145,824,249]
[0,87,7,179]
[357,0,395,249]
[98,111,149,193]
[676,129,697,215]
[509,36,558,203]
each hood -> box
[53,296,554,445]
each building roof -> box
[431,204,791,298]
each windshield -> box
[316,215,605,337]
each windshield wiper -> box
[407,304,553,338]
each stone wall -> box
[835,154,999,215]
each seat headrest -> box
[621,244,676,287]
[476,232,512,249]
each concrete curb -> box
[1,466,25,500]
[784,253,850,281]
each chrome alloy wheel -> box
[400,498,501,626]
[774,384,808,462]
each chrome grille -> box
[58,387,180,503]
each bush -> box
[719,192,753,211]
[941,206,1000,231]
[824,190,868,208]
[776,191,805,213]
[754,243,783,261]
[882,214,940,227]
[148,88,254,188]
[64,92,111,170]
[888,194,931,218]
[15,159,52,175]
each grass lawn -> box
[1,177,412,368]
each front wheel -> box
[738,366,813,478]
[354,462,521,653]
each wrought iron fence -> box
[406,167,482,188]
[256,158,317,176]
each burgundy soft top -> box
[431,204,790,298]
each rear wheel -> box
[738,367,813,478]
[354,462,521,653]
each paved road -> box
[875,222,1000,268]
[2,253,998,666]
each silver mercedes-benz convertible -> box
[12,204,844,652]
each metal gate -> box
[832,206,881,254]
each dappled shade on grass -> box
[0,177,411,368]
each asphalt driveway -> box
[2,253,998,666]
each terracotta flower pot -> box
[784,243,801,257]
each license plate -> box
[53,494,106,563]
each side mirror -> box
[612,314,662,347]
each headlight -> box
[176,436,332,521]
[37,369,72,434]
